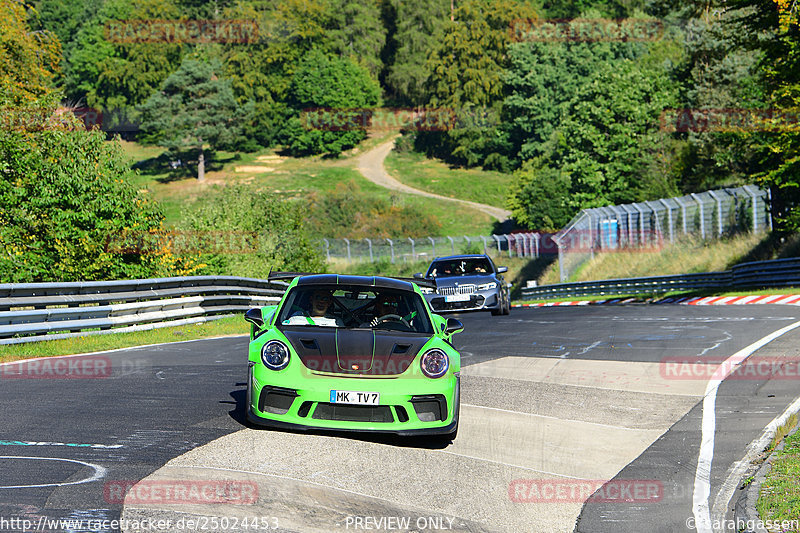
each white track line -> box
[692,320,800,533]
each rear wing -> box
[267,270,437,290]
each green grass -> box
[537,233,766,286]
[0,316,247,362]
[384,150,513,208]
[757,421,800,529]
[117,140,497,235]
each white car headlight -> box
[477,282,497,291]
[420,349,449,378]
[261,340,290,370]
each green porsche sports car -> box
[244,273,463,439]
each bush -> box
[305,181,441,238]
[0,118,197,282]
[181,185,325,278]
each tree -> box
[326,0,387,79]
[282,49,381,156]
[0,124,198,282]
[0,0,61,106]
[725,0,800,232]
[62,0,184,120]
[384,0,450,104]
[507,57,681,228]
[138,58,253,180]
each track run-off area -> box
[2,304,800,533]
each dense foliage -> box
[305,181,442,239]
[182,185,326,278]
[12,0,800,251]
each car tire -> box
[503,295,511,315]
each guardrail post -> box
[409,237,415,261]
[428,236,436,257]
[364,238,373,262]
[343,238,351,262]
[447,236,455,254]
[708,190,724,236]
[507,234,514,257]
[386,238,395,263]
[691,193,705,239]
[533,233,540,258]
[322,238,330,262]
[492,234,502,253]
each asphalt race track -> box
[2,304,800,532]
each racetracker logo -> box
[1,356,112,379]
[534,229,663,254]
[660,356,800,380]
[660,108,800,133]
[509,479,663,503]
[104,480,258,504]
[299,107,497,132]
[510,18,664,42]
[104,230,259,255]
[104,19,259,44]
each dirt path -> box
[357,136,512,222]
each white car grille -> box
[438,284,477,296]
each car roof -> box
[295,274,419,291]
[430,254,490,262]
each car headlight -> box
[420,349,449,378]
[477,282,497,291]
[261,340,290,370]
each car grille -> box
[311,403,394,423]
[437,284,477,296]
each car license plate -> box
[330,390,380,405]
[445,294,471,302]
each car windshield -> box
[426,258,492,278]
[276,285,433,334]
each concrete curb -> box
[734,424,800,533]
[512,294,800,309]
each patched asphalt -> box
[1,305,800,532]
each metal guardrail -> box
[0,276,288,345]
[521,257,800,300]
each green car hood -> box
[280,326,430,376]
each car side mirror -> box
[497,266,508,273]
[413,273,424,279]
[244,308,264,328]
[445,318,464,335]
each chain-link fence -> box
[320,233,542,264]
[553,185,771,282]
